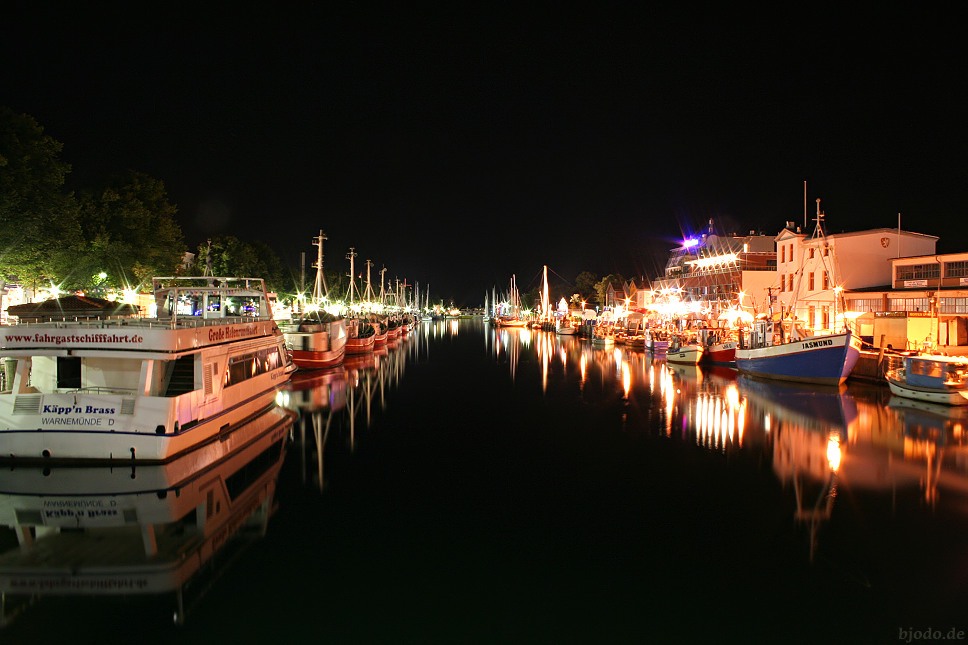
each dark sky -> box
[3,4,966,306]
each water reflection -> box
[0,405,295,627]
[487,325,968,564]
[278,333,412,492]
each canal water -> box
[2,318,966,644]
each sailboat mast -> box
[542,265,550,321]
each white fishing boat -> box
[0,275,295,464]
[666,333,704,365]
[885,354,968,406]
[0,404,294,625]
[280,230,348,370]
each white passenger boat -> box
[885,354,968,406]
[0,276,295,464]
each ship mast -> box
[363,259,377,306]
[312,230,328,304]
[345,247,360,305]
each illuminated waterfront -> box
[2,318,966,643]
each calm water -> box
[3,318,967,644]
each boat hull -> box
[886,376,968,405]
[283,318,348,370]
[346,334,376,355]
[667,344,703,365]
[735,331,861,386]
[703,341,737,365]
[625,336,646,349]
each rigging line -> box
[546,265,577,288]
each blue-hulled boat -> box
[735,322,862,386]
[735,200,862,386]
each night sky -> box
[3,5,966,306]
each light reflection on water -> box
[5,318,966,639]
[490,323,968,555]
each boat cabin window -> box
[224,346,284,387]
[909,359,943,379]
[56,356,81,389]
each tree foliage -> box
[73,170,186,291]
[195,236,285,292]
[594,273,626,309]
[0,106,83,288]
[575,271,599,304]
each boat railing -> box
[67,385,138,395]
[6,314,272,330]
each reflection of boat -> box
[0,276,295,463]
[281,367,349,413]
[344,350,379,374]
[704,365,738,382]
[739,374,857,432]
[0,405,295,625]
[888,395,968,438]
[667,362,702,386]
[885,354,968,406]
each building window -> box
[849,297,883,313]
[942,296,968,314]
[945,261,968,278]
[888,297,931,312]
[788,274,794,291]
[808,272,815,291]
[896,264,941,281]
[809,248,815,259]
[780,246,785,263]
[823,272,829,290]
